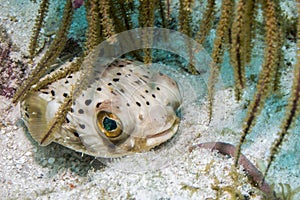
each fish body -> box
[21,59,181,157]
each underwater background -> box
[0,0,299,199]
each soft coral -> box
[0,27,27,99]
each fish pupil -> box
[103,117,117,131]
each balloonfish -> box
[21,59,182,158]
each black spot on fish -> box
[78,109,84,114]
[70,108,74,113]
[96,102,102,108]
[146,101,150,105]
[65,80,69,84]
[152,94,156,98]
[63,93,68,97]
[111,91,117,95]
[136,102,141,107]
[120,88,125,93]
[134,80,142,85]
[97,87,102,91]
[73,132,79,137]
[108,83,112,86]
[68,75,73,78]
[140,78,147,83]
[25,112,29,118]
[42,91,49,94]
[143,75,149,79]
[66,117,70,123]
[126,103,130,107]
[156,87,160,91]
[51,90,55,96]
[113,78,119,82]
[79,124,85,129]
[140,95,145,99]
[116,72,122,76]
[145,90,149,93]
[129,69,133,72]
[85,99,92,106]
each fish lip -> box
[146,117,180,139]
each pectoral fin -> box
[22,94,55,146]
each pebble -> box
[48,157,55,165]
[16,164,22,170]
[25,151,32,156]
[41,160,48,167]
[18,156,26,164]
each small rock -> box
[16,164,22,170]
[48,157,55,165]
[25,151,32,156]
[41,160,48,167]
[18,156,26,164]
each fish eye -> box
[97,111,122,138]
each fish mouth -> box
[145,117,180,148]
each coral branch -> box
[13,0,74,103]
[264,1,300,179]
[196,0,216,45]
[207,0,234,122]
[28,0,50,58]
[234,0,279,166]
[230,0,256,100]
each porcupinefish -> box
[21,59,182,158]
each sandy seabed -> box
[0,0,299,199]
